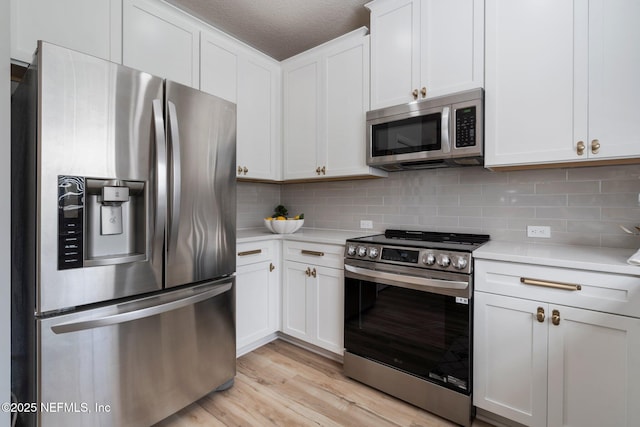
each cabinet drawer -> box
[236,240,277,266]
[475,260,640,318]
[283,241,344,269]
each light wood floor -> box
[154,340,493,427]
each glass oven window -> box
[371,113,441,157]
[344,276,471,394]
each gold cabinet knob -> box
[552,309,561,326]
[243,166,248,175]
[305,267,311,276]
[421,87,427,98]
[269,263,275,272]
[237,166,243,174]
[311,267,317,278]
[536,307,545,323]
[576,141,585,156]
[321,166,326,175]
[591,139,600,154]
[412,89,419,99]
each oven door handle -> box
[344,264,469,291]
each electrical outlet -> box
[527,225,551,238]
[360,220,373,229]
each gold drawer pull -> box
[238,249,262,257]
[301,250,325,257]
[520,277,582,291]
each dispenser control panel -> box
[58,176,84,270]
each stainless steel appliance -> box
[366,89,483,171]
[11,41,237,426]
[343,230,490,427]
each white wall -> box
[1,0,12,424]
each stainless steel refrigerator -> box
[11,41,237,426]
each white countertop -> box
[237,227,373,246]
[474,240,640,276]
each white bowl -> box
[264,219,304,234]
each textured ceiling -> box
[165,0,371,61]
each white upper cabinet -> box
[10,0,122,63]
[236,53,282,181]
[201,29,282,181]
[123,0,200,88]
[283,28,387,181]
[367,0,484,110]
[485,0,640,168]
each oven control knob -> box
[423,253,436,265]
[453,256,468,270]
[347,245,357,256]
[357,246,368,257]
[437,254,451,268]
[368,247,379,259]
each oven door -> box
[344,260,472,395]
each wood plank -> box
[154,340,493,427]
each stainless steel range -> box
[343,230,490,427]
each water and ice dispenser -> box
[58,175,146,270]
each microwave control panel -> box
[455,106,477,148]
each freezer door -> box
[28,42,165,313]
[36,278,236,427]
[165,81,237,287]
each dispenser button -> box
[102,186,130,203]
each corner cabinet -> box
[201,29,282,181]
[122,0,200,88]
[10,0,122,63]
[235,240,281,356]
[282,28,387,181]
[474,259,640,427]
[485,0,640,169]
[281,241,345,355]
[366,0,484,110]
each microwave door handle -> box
[441,106,451,153]
[167,101,181,255]
[152,99,167,257]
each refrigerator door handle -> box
[167,101,182,255]
[152,99,167,257]
[50,280,233,334]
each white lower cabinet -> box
[282,241,344,355]
[474,260,640,427]
[235,240,280,356]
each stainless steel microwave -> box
[366,88,483,171]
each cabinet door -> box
[585,0,640,160]
[484,0,577,167]
[474,292,548,427]
[282,261,313,341]
[323,35,369,178]
[11,0,121,63]
[283,58,321,180]
[368,0,420,109]
[547,304,640,427]
[313,266,344,355]
[236,260,278,350]
[123,0,200,87]
[420,0,483,99]
[200,30,238,102]
[237,54,282,181]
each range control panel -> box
[344,243,473,274]
[57,176,84,270]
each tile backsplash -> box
[238,164,640,249]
